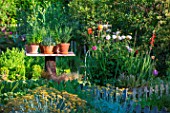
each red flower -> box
[150,33,156,46]
[88,28,93,35]
[135,50,138,54]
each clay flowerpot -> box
[53,44,60,54]
[25,44,39,54]
[42,46,54,54]
[60,43,70,54]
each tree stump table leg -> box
[45,56,57,80]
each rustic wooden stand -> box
[26,52,75,80]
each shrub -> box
[31,65,42,80]
[2,86,96,113]
[0,48,25,81]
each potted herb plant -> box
[41,29,55,54]
[52,26,61,54]
[25,27,43,54]
[57,26,72,54]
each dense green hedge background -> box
[0,0,170,76]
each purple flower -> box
[92,46,97,51]
[9,32,13,35]
[153,69,158,76]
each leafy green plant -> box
[57,26,72,43]
[0,48,26,81]
[153,3,170,76]
[31,65,42,80]
[41,36,55,46]
[24,56,44,79]
[26,26,44,45]
[0,79,47,104]
[0,36,16,53]
[0,0,17,25]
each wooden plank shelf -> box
[26,52,76,57]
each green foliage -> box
[24,56,44,79]
[0,79,47,104]
[0,67,9,75]
[0,37,16,53]
[0,0,17,25]
[153,5,170,76]
[0,48,25,81]
[55,25,73,43]
[41,36,55,46]
[31,65,42,80]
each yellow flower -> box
[57,95,63,99]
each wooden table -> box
[26,52,75,80]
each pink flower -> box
[92,46,97,51]
[153,69,158,76]
[9,32,13,35]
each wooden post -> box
[151,106,158,113]
[149,86,153,96]
[160,84,165,97]
[133,88,137,101]
[45,56,57,79]
[144,87,148,100]
[155,85,159,94]
[138,88,143,101]
[135,105,141,113]
[144,106,150,113]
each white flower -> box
[121,35,126,39]
[106,35,111,40]
[112,35,117,39]
[112,32,116,35]
[126,45,133,52]
[126,35,132,40]
[103,24,108,28]
[128,48,133,52]
[106,29,111,33]
[126,45,130,50]
[102,35,106,38]
[97,40,101,43]
[118,36,122,40]
[116,31,121,35]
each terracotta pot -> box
[53,44,60,54]
[25,44,39,54]
[60,43,70,54]
[42,46,54,54]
